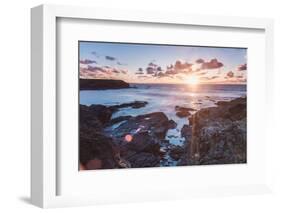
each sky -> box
[79,41,247,84]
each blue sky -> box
[79,41,247,84]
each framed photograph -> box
[31,4,274,208]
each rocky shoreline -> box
[179,97,247,165]
[79,97,247,170]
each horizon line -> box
[79,78,246,85]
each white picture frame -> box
[31,4,274,208]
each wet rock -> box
[79,131,120,169]
[80,104,114,127]
[80,102,178,169]
[181,124,192,140]
[170,145,185,161]
[109,112,175,167]
[110,112,172,140]
[176,111,191,118]
[179,97,247,166]
[109,101,148,111]
[122,132,161,156]
[175,106,195,118]
[168,119,177,129]
[126,152,160,168]
[108,115,132,126]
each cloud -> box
[81,65,127,78]
[91,51,99,57]
[144,62,165,75]
[148,62,158,67]
[199,77,210,81]
[159,60,193,77]
[111,68,120,74]
[105,55,116,61]
[137,75,150,79]
[174,60,193,71]
[135,71,144,75]
[196,72,207,76]
[121,70,128,74]
[199,76,219,81]
[80,59,97,64]
[117,61,127,66]
[237,63,247,71]
[196,58,205,64]
[201,58,223,70]
[87,65,105,72]
[156,72,166,78]
[154,71,172,78]
[157,66,162,71]
[146,66,155,74]
[226,71,234,78]
[167,64,174,70]
[135,67,144,75]
[211,76,219,79]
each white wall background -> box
[0,0,280,212]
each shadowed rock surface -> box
[175,106,196,118]
[109,112,176,168]
[79,102,176,169]
[178,97,247,165]
[109,101,148,111]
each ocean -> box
[80,83,246,166]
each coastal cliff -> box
[80,79,130,90]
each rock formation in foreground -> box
[79,97,247,170]
[179,97,247,165]
[80,79,130,90]
[79,101,176,169]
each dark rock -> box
[179,97,247,166]
[126,152,160,168]
[181,124,192,140]
[168,120,177,129]
[80,102,177,169]
[79,131,120,169]
[109,112,175,167]
[79,101,176,169]
[111,112,172,140]
[108,115,132,126]
[176,111,191,118]
[175,106,195,118]
[109,101,148,111]
[80,104,114,128]
[80,79,130,90]
[175,106,196,111]
[85,159,103,170]
[122,132,161,156]
[170,145,185,161]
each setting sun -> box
[185,76,199,85]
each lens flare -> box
[124,134,133,142]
